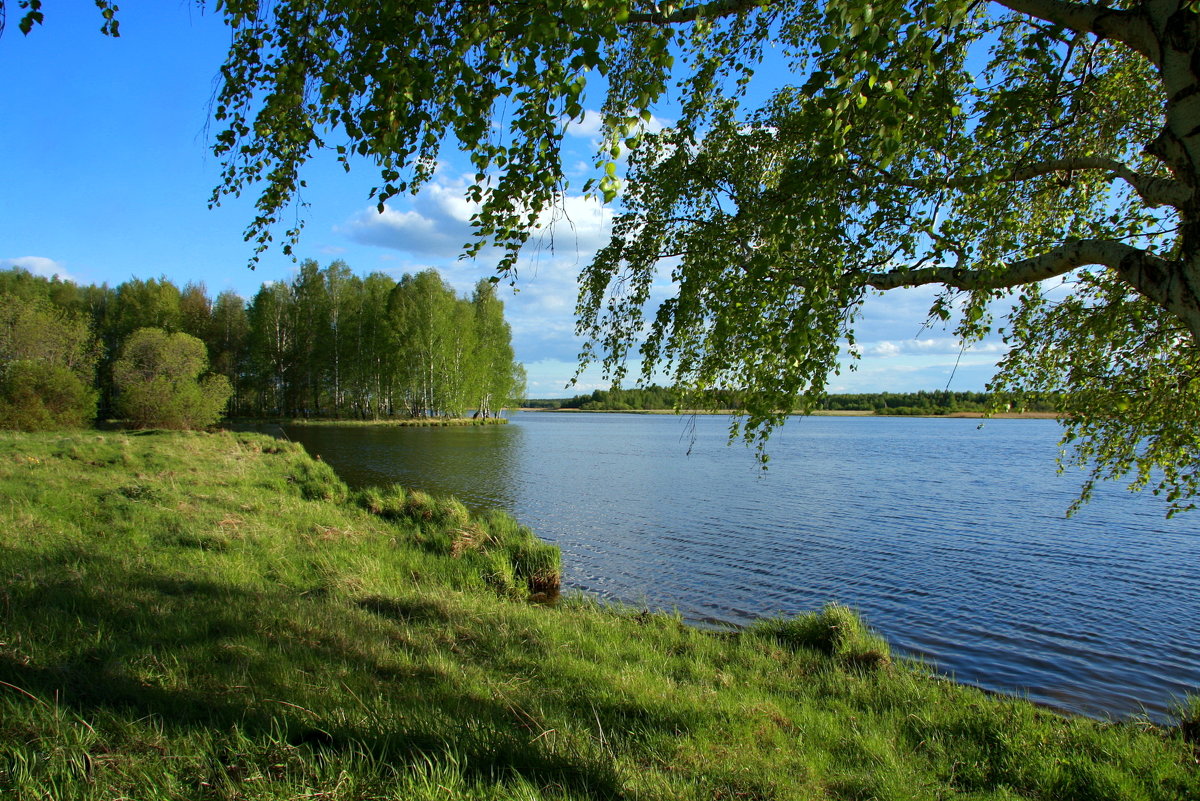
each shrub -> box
[113,328,232,429]
[0,360,97,430]
[0,294,99,430]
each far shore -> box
[519,407,1060,419]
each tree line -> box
[819,391,1058,416]
[527,387,1059,415]
[0,262,524,429]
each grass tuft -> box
[480,509,562,596]
[749,603,892,669]
[1177,694,1200,744]
[286,451,349,503]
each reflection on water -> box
[285,422,524,509]
[285,413,1200,721]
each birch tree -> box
[472,279,520,418]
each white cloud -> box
[830,348,1008,389]
[855,337,1008,358]
[523,358,606,397]
[503,262,592,363]
[0,256,75,282]
[563,108,672,141]
[565,109,606,139]
[340,178,480,258]
[559,108,673,166]
[521,356,672,398]
[523,192,614,256]
[341,173,613,262]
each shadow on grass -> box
[0,544,629,797]
[356,594,455,625]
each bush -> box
[0,360,97,430]
[0,294,99,430]
[113,328,232,429]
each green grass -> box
[0,430,1195,800]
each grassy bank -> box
[1,431,1196,800]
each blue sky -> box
[0,3,1009,397]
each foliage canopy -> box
[11,0,1200,512]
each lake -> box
[284,413,1199,721]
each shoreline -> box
[520,407,1061,419]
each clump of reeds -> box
[749,603,891,670]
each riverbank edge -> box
[0,429,1195,800]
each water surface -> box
[286,413,1199,720]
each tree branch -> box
[993,0,1158,62]
[625,0,767,25]
[861,239,1172,294]
[872,157,1188,209]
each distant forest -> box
[0,262,524,421]
[526,386,1059,415]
